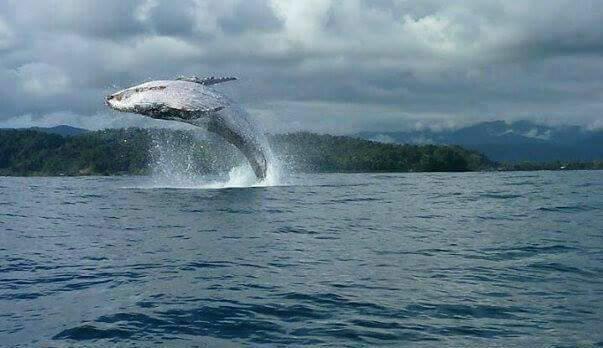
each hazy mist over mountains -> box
[357,120,603,162]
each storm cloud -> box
[0,0,602,133]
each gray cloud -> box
[0,0,602,132]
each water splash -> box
[145,129,283,189]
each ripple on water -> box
[537,204,595,212]
[1,172,602,347]
[464,244,576,261]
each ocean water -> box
[1,171,602,347]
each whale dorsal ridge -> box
[176,76,237,86]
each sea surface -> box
[1,171,602,347]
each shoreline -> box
[1,167,602,178]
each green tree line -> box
[0,128,599,176]
[270,132,491,173]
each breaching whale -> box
[105,76,268,180]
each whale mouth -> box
[105,93,126,109]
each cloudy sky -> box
[0,0,602,133]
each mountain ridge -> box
[27,125,89,137]
[356,120,603,162]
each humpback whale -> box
[105,76,268,180]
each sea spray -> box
[146,128,284,189]
[149,129,200,187]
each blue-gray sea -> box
[1,171,602,347]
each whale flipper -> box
[190,106,225,117]
[176,76,237,86]
[137,105,225,121]
[186,117,267,180]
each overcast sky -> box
[0,0,602,133]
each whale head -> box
[105,80,228,122]
[105,83,169,117]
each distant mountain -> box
[28,125,89,137]
[356,121,603,162]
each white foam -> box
[136,132,283,190]
[139,164,282,190]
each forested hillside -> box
[0,128,495,176]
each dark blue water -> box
[1,171,602,347]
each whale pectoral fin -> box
[206,120,267,180]
[150,106,225,121]
[183,106,224,120]
[176,76,237,86]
